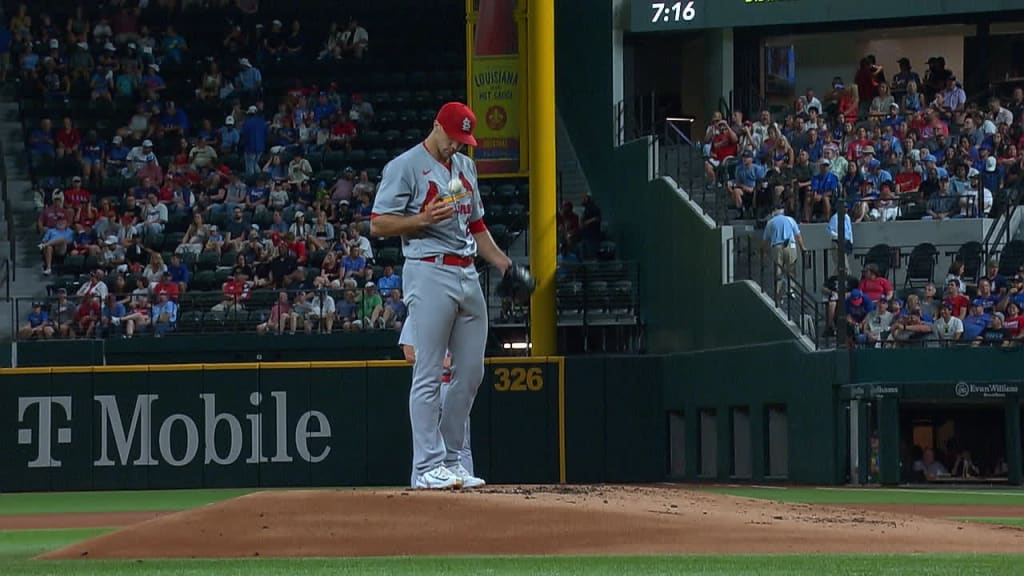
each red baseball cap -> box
[435,102,477,147]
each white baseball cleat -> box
[414,465,462,490]
[448,463,486,489]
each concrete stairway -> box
[0,83,50,339]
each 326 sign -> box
[493,367,544,392]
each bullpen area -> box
[1,486,1023,574]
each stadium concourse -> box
[688,50,1024,351]
[3,0,574,342]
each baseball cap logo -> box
[462,117,472,133]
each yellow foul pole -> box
[527,0,556,356]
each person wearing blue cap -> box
[806,157,838,223]
[845,288,875,339]
[730,150,766,215]
[962,299,991,341]
[865,157,892,189]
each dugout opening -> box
[899,402,1009,484]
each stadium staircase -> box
[0,81,49,340]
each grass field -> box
[702,486,1024,506]
[1,488,1023,575]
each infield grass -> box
[0,489,255,515]
[702,486,1024,506]
[953,517,1024,527]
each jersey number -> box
[493,367,543,392]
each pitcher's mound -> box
[40,486,1024,559]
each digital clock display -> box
[650,1,697,24]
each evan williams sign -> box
[17,392,331,469]
[954,382,1020,399]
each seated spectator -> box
[913,448,949,480]
[352,282,383,330]
[729,151,765,213]
[288,291,314,335]
[188,136,218,170]
[943,280,970,320]
[704,119,737,185]
[212,268,252,313]
[308,288,336,334]
[150,291,177,337]
[200,62,223,101]
[98,294,127,339]
[342,245,370,285]
[19,301,55,340]
[858,296,893,346]
[268,181,291,213]
[257,291,292,335]
[37,192,71,233]
[105,135,130,176]
[153,271,181,301]
[377,265,402,293]
[63,176,91,209]
[328,112,357,152]
[844,288,875,338]
[339,18,369,59]
[932,302,964,343]
[309,210,335,251]
[80,130,105,182]
[55,116,82,161]
[247,173,271,213]
[51,288,75,338]
[100,235,126,271]
[382,288,407,330]
[288,151,312,185]
[72,294,102,339]
[1003,301,1023,340]
[870,181,899,222]
[924,176,958,220]
[962,299,991,342]
[270,234,306,288]
[804,158,837,222]
[135,193,167,239]
[336,289,358,331]
[236,58,262,97]
[349,93,375,128]
[38,216,73,275]
[858,263,893,303]
[69,219,99,258]
[29,117,55,165]
[962,168,993,217]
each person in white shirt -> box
[340,19,368,59]
[347,222,373,259]
[933,302,964,342]
[961,168,993,217]
[135,193,167,239]
[990,97,1014,127]
[125,139,158,177]
[799,89,823,114]
[308,289,336,333]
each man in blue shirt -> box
[160,101,189,137]
[241,106,268,175]
[39,217,74,275]
[151,292,177,337]
[19,302,54,339]
[99,294,126,338]
[806,158,839,222]
[962,299,991,342]
[167,253,191,291]
[865,159,893,188]
[730,151,766,212]
[246,177,269,214]
[762,205,806,301]
[376,264,402,293]
[237,58,262,95]
[29,118,55,163]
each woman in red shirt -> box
[858,263,894,303]
[894,157,922,193]
[55,116,82,160]
[703,120,737,184]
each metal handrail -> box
[0,139,11,281]
[0,259,9,302]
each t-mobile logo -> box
[17,397,73,468]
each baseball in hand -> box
[448,178,464,195]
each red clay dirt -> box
[39,486,1024,559]
[0,512,167,530]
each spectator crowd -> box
[705,53,1024,223]
[11,0,484,340]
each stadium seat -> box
[956,241,984,283]
[197,252,220,271]
[998,240,1024,278]
[863,244,893,279]
[904,243,938,288]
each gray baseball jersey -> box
[374,141,489,485]
[371,144,485,259]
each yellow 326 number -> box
[493,367,544,392]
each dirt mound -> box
[40,485,1024,559]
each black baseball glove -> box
[497,264,536,305]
